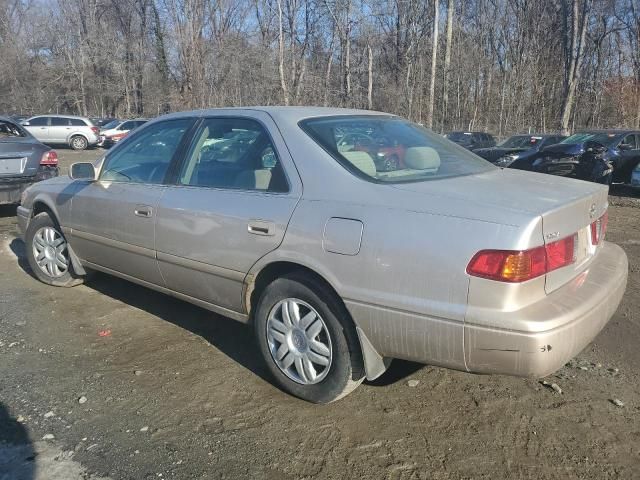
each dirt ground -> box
[1,148,639,480]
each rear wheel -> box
[254,273,365,403]
[25,212,84,287]
[70,135,88,150]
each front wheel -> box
[254,273,365,403]
[70,135,88,150]
[25,212,85,287]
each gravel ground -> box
[1,148,639,479]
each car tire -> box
[25,212,85,287]
[254,273,365,403]
[70,135,88,150]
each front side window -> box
[620,134,637,150]
[179,118,288,192]
[301,116,494,183]
[100,119,191,184]
[29,117,48,126]
[0,120,26,139]
[119,121,135,130]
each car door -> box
[49,117,70,143]
[155,112,302,313]
[25,117,50,142]
[613,133,640,183]
[66,117,195,285]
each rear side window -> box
[100,119,192,184]
[0,120,26,138]
[29,117,48,126]
[70,118,86,126]
[51,117,70,126]
[179,117,288,193]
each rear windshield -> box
[0,120,26,138]
[300,116,494,183]
[499,135,542,148]
[445,132,473,144]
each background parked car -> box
[445,131,496,150]
[517,130,640,184]
[91,117,118,128]
[0,116,58,205]
[22,115,100,150]
[474,134,566,166]
[99,118,148,148]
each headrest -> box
[341,151,376,177]
[404,147,441,171]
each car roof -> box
[574,129,640,135]
[29,114,90,120]
[159,106,391,123]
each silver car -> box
[17,107,628,403]
[23,115,100,150]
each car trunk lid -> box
[390,168,609,293]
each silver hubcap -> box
[72,137,85,149]
[266,298,332,385]
[32,226,69,278]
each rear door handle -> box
[134,206,153,218]
[248,220,275,236]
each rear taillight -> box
[91,126,99,134]
[40,150,58,166]
[590,211,608,245]
[467,234,578,283]
[111,132,127,141]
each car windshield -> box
[561,132,618,146]
[102,120,121,130]
[499,135,542,148]
[445,132,473,144]
[301,116,494,183]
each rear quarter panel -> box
[250,195,542,370]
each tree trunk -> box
[441,0,454,132]
[367,43,373,110]
[277,0,289,106]
[426,0,439,129]
[560,0,591,134]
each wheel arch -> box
[244,260,388,380]
[66,132,89,146]
[29,198,87,275]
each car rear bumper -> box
[0,169,54,205]
[464,241,628,377]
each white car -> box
[23,115,100,150]
[99,119,147,147]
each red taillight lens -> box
[40,150,58,166]
[590,211,608,245]
[546,234,577,271]
[91,126,99,134]
[467,234,578,283]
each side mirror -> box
[70,162,96,180]
[619,143,632,151]
[21,121,30,126]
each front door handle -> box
[248,220,275,236]
[134,206,153,218]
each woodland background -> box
[1,0,639,135]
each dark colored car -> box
[474,134,566,165]
[509,130,640,184]
[445,131,496,150]
[91,117,119,127]
[0,117,58,205]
